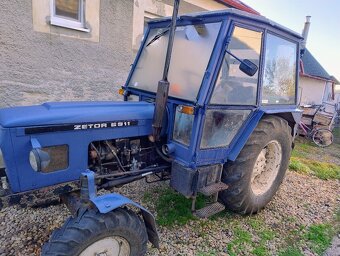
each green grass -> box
[291,141,317,158]
[259,229,275,241]
[252,245,268,256]
[234,226,252,243]
[226,226,252,256]
[289,157,340,180]
[249,219,276,256]
[226,220,277,256]
[144,187,205,227]
[280,222,337,256]
[305,224,334,255]
[306,160,340,180]
[333,127,340,137]
[248,218,263,230]
[278,246,303,256]
[226,226,251,255]
[289,158,311,174]
[289,139,340,179]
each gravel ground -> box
[0,171,339,256]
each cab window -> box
[200,109,251,149]
[210,26,262,105]
[262,33,297,105]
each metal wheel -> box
[251,140,282,196]
[80,236,130,256]
[312,128,333,147]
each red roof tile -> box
[217,0,260,15]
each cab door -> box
[196,24,264,165]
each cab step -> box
[194,202,225,218]
[199,182,229,196]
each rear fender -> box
[228,109,302,161]
[90,193,159,249]
[270,111,302,138]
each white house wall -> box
[132,0,228,49]
[0,0,135,107]
[299,76,326,105]
[1,0,230,108]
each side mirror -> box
[239,59,258,77]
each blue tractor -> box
[0,1,302,255]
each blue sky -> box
[241,0,340,86]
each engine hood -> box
[0,101,155,128]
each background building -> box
[0,0,257,108]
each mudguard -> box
[83,171,159,249]
[90,193,159,248]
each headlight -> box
[29,149,50,172]
[0,148,4,169]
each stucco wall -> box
[299,76,326,105]
[0,0,227,109]
[0,0,134,108]
[132,0,226,49]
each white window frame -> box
[50,0,90,32]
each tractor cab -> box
[123,9,301,184]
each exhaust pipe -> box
[152,0,181,142]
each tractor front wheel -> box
[219,115,292,214]
[42,208,148,256]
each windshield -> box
[128,22,222,101]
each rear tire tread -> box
[219,116,292,214]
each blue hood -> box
[0,101,155,128]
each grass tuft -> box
[289,157,340,180]
[278,246,303,256]
[306,161,340,180]
[305,224,334,255]
[226,226,252,256]
[252,245,268,256]
[144,187,205,227]
[289,157,310,174]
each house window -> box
[50,0,89,32]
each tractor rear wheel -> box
[42,208,148,256]
[219,116,292,214]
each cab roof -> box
[149,8,303,40]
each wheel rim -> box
[79,236,131,256]
[251,140,282,196]
[313,129,333,147]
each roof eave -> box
[299,72,333,82]
[215,0,260,15]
